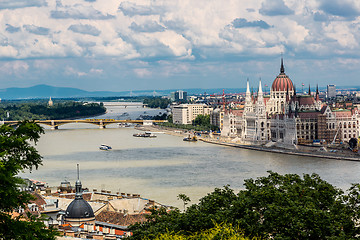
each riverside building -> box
[217,58,360,145]
[172,104,213,124]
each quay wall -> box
[200,139,360,162]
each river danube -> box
[20,104,360,208]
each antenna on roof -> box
[77,164,79,180]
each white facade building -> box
[172,104,213,124]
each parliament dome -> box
[271,58,294,92]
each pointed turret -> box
[245,78,251,102]
[255,78,265,116]
[246,78,250,95]
[244,78,252,113]
[280,57,285,73]
[316,84,319,101]
[308,84,311,96]
[258,78,263,94]
[258,78,263,102]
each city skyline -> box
[0,0,360,92]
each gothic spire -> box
[257,78,263,103]
[308,84,311,96]
[258,78,263,94]
[246,78,250,94]
[316,84,319,101]
[280,57,285,73]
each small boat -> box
[99,144,112,150]
[183,136,197,142]
[133,132,157,138]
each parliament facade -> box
[216,59,360,145]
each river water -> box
[20,104,360,208]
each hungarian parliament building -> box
[212,59,360,145]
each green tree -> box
[153,223,256,240]
[130,172,360,240]
[192,114,209,126]
[0,121,58,239]
[177,194,191,212]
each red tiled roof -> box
[31,192,46,209]
[95,211,147,226]
[290,95,315,106]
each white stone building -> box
[220,58,322,145]
[172,104,213,124]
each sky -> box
[0,0,359,92]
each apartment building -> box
[172,104,213,124]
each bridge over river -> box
[2,119,167,130]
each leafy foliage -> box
[159,114,219,131]
[143,97,171,109]
[0,121,58,239]
[130,172,360,240]
[152,223,256,240]
[0,101,105,121]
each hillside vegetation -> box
[0,101,106,121]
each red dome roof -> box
[271,73,294,92]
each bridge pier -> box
[99,120,105,129]
[51,121,58,130]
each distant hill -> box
[0,84,357,100]
[0,84,247,100]
[0,85,125,100]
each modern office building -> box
[174,90,187,102]
[327,85,336,98]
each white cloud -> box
[65,66,87,77]
[0,0,47,10]
[0,61,29,75]
[90,68,103,74]
[134,68,151,77]
[51,3,115,19]
[0,0,359,90]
